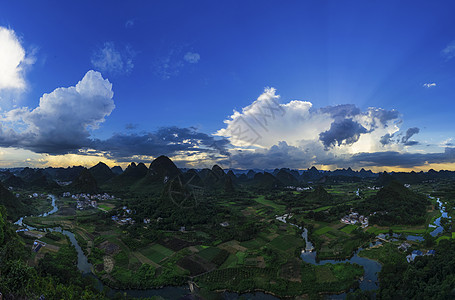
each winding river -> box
[430,197,450,237]
[14,195,279,300]
[278,194,451,299]
[16,194,448,299]
[277,215,381,298]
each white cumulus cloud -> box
[0,27,34,91]
[216,88,330,148]
[0,70,115,154]
[215,88,404,168]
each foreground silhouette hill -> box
[89,162,115,185]
[70,169,99,194]
[148,155,180,181]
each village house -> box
[340,211,368,227]
[398,242,411,251]
[32,240,46,253]
[67,192,115,210]
[285,186,312,191]
[426,249,436,256]
[407,250,424,263]
[111,206,136,225]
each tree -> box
[423,232,435,247]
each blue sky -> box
[1,0,455,171]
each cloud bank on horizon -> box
[2,72,453,170]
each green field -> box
[140,244,174,263]
[236,251,246,265]
[315,265,337,282]
[340,224,357,234]
[220,253,238,269]
[313,205,333,212]
[436,235,451,243]
[359,243,406,265]
[270,234,304,251]
[98,204,113,211]
[314,226,333,236]
[198,247,221,261]
[240,238,267,249]
[253,195,285,211]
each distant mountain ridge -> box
[2,157,455,195]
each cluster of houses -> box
[366,186,382,190]
[341,211,369,228]
[62,192,117,210]
[18,192,46,198]
[111,206,135,225]
[62,192,116,201]
[7,186,49,200]
[285,186,312,191]
[397,242,435,263]
[406,249,435,262]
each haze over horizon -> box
[1,1,455,172]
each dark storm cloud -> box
[319,119,368,148]
[319,104,360,119]
[401,127,420,145]
[91,126,230,161]
[226,141,455,169]
[228,141,314,169]
[316,105,399,149]
[403,141,419,146]
[319,105,399,128]
[345,147,455,168]
[380,133,394,146]
[369,108,400,127]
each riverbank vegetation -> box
[371,239,455,299]
[0,205,107,299]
